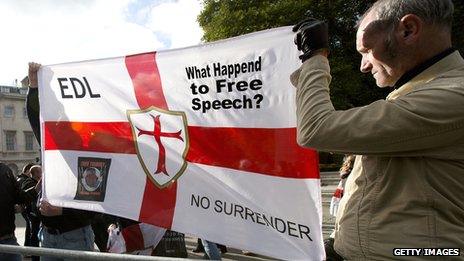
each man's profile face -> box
[356,11,404,87]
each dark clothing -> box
[16,173,30,188]
[40,209,94,233]
[16,173,37,221]
[17,176,39,216]
[324,238,344,261]
[17,174,32,246]
[26,88,40,143]
[0,169,21,237]
[17,175,41,260]
[91,214,111,252]
[0,165,35,238]
[16,173,40,252]
[29,217,40,261]
[21,212,31,246]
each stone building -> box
[0,85,39,175]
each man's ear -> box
[398,14,423,44]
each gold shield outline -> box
[127,106,189,189]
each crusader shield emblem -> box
[127,106,189,188]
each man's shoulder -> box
[426,68,464,90]
[432,52,464,86]
[438,65,464,81]
[16,173,27,180]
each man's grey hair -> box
[362,0,454,31]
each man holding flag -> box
[292,0,464,259]
[27,63,96,259]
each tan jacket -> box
[291,52,464,260]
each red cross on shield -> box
[127,106,189,188]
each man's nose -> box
[360,57,372,73]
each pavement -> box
[14,213,276,260]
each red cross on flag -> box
[39,27,324,260]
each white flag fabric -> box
[39,26,324,260]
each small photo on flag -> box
[74,157,112,202]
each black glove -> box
[292,18,329,62]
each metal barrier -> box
[0,244,191,260]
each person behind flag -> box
[291,0,463,260]
[17,164,42,261]
[0,163,38,261]
[15,163,35,248]
[27,63,97,260]
[329,155,355,220]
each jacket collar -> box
[387,51,464,100]
[393,48,455,88]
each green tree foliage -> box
[198,0,463,109]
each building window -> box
[5,131,16,151]
[4,105,14,118]
[1,86,10,93]
[25,132,34,151]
